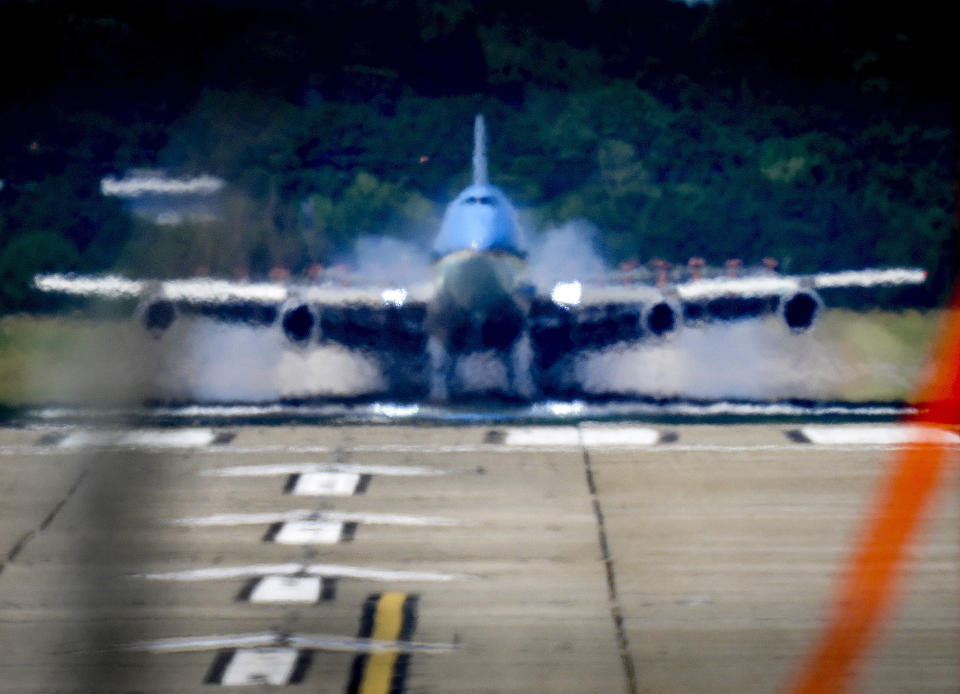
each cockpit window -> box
[463,196,496,206]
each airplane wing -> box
[538,266,927,352]
[36,265,926,359]
[675,268,929,298]
[524,265,927,379]
[33,273,434,305]
[34,273,435,352]
[35,264,928,400]
[549,267,927,305]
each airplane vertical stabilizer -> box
[432,115,525,259]
[473,114,488,187]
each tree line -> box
[0,0,955,311]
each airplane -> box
[34,115,928,400]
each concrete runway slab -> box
[0,423,957,693]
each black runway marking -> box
[341,522,359,542]
[356,474,373,494]
[483,429,506,444]
[35,431,68,446]
[289,650,313,683]
[321,577,338,601]
[235,578,259,602]
[204,650,234,684]
[283,474,301,494]
[211,431,237,446]
[658,431,679,444]
[346,593,419,694]
[355,594,379,638]
[262,522,284,543]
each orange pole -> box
[784,167,960,693]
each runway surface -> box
[0,422,957,693]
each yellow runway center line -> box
[360,592,408,694]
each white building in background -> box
[100,169,226,225]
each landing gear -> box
[380,349,431,400]
[426,336,539,402]
[427,336,453,401]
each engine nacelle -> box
[138,298,177,337]
[281,301,318,345]
[780,290,822,331]
[643,300,678,337]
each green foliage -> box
[0,232,80,311]
[116,191,288,277]
[161,91,309,194]
[0,1,954,310]
[302,172,440,255]
[479,24,603,90]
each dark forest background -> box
[0,0,955,311]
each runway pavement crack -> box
[2,468,87,572]
[581,444,639,694]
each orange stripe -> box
[784,293,960,694]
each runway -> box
[0,422,957,693]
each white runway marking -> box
[635,444,878,453]
[290,472,361,496]
[126,632,458,654]
[137,563,474,583]
[288,635,457,653]
[203,462,445,477]
[504,427,581,446]
[171,510,463,527]
[129,632,282,652]
[172,510,317,526]
[580,426,660,447]
[271,520,345,545]
[248,576,322,604]
[799,425,960,445]
[503,426,661,447]
[219,648,300,686]
[57,428,218,448]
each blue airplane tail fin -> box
[473,114,488,187]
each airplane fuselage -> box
[426,115,530,356]
[428,249,528,354]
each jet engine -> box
[780,290,822,331]
[642,300,678,337]
[281,301,318,345]
[138,298,177,337]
